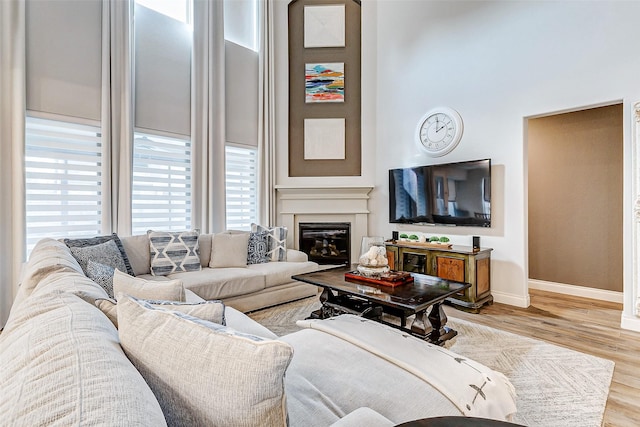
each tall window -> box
[133,0,193,234]
[24,116,103,253]
[136,0,191,24]
[225,145,258,230]
[132,132,192,235]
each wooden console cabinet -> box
[385,242,493,312]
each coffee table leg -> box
[309,287,333,319]
[410,310,433,337]
[427,302,457,344]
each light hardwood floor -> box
[445,289,640,427]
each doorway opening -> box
[527,103,623,297]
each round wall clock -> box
[416,107,464,157]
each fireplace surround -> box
[276,186,373,266]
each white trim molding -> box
[276,186,374,265]
[492,290,530,308]
[529,279,623,304]
[634,101,640,319]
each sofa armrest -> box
[286,249,309,263]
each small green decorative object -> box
[408,234,419,240]
[399,233,408,239]
[429,236,440,242]
[439,236,450,243]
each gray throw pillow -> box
[69,240,127,278]
[64,233,134,276]
[148,230,201,276]
[251,224,288,262]
[86,260,116,298]
[247,231,270,265]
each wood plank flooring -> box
[445,289,640,427]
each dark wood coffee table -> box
[292,266,470,345]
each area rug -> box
[248,297,615,427]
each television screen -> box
[389,159,491,227]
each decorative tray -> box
[344,271,414,288]
[391,241,453,249]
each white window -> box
[24,116,103,254]
[135,0,191,25]
[132,132,192,235]
[225,145,258,231]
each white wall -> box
[275,0,640,319]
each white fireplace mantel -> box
[276,186,374,264]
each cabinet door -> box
[402,252,427,274]
[435,256,465,282]
[476,257,490,295]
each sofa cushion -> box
[247,231,270,265]
[252,224,288,261]
[0,291,167,426]
[120,234,150,276]
[12,238,86,310]
[113,269,186,302]
[181,289,279,340]
[117,295,293,427]
[169,267,265,300]
[28,266,110,306]
[247,261,319,288]
[64,233,134,276]
[198,233,213,266]
[85,260,117,298]
[96,297,225,329]
[148,230,202,276]
[209,231,250,268]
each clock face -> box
[416,107,463,157]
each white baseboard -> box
[492,290,530,308]
[621,312,640,333]
[528,279,623,304]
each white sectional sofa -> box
[0,236,518,426]
[119,232,319,312]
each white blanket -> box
[296,315,517,421]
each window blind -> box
[25,116,103,253]
[132,132,192,235]
[225,145,258,231]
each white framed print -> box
[304,118,346,160]
[304,5,346,48]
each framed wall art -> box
[288,0,361,177]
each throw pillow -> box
[251,224,288,262]
[148,230,201,276]
[95,297,225,329]
[113,269,186,302]
[69,239,127,277]
[117,296,293,427]
[86,260,116,298]
[96,298,119,327]
[247,231,270,265]
[64,233,134,276]
[209,231,250,268]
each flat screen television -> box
[389,159,491,227]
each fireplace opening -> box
[299,222,350,266]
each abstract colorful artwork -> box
[305,63,344,103]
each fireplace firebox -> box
[299,222,350,266]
